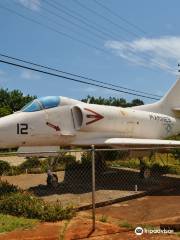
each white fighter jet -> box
[0,79,180,151]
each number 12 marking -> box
[17,123,28,135]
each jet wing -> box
[104,138,180,149]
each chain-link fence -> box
[1,147,180,210]
[93,148,180,207]
[1,147,180,230]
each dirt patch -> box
[1,216,179,240]
[65,219,178,240]
[93,187,180,227]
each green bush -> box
[0,181,74,222]
[151,163,169,175]
[0,160,11,176]
[19,157,41,171]
[81,152,91,164]
[7,166,24,176]
[0,155,77,176]
[0,191,74,222]
[42,155,76,172]
[40,201,74,221]
[62,154,76,163]
[0,181,19,196]
[167,165,180,175]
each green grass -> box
[109,153,180,175]
[99,215,108,223]
[176,232,180,237]
[59,220,70,240]
[0,214,38,233]
[119,220,133,229]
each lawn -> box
[0,214,38,233]
[109,153,180,175]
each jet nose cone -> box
[0,113,22,148]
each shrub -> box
[81,152,91,164]
[0,181,19,196]
[0,192,43,219]
[42,155,76,172]
[8,166,22,175]
[167,165,180,175]
[0,191,75,222]
[151,163,169,175]
[119,220,133,229]
[62,154,76,163]
[0,160,11,176]
[99,215,108,223]
[40,202,74,221]
[19,157,41,171]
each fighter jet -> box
[0,79,180,151]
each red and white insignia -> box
[84,108,104,125]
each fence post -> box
[91,145,96,231]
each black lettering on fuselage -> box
[17,123,28,135]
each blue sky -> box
[0,0,180,103]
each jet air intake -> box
[71,105,134,133]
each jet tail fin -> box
[134,79,180,117]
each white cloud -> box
[18,0,41,11]
[105,36,180,74]
[21,69,41,80]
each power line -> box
[74,0,176,73]
[4,2,175,74]
[42,1,174,75]
[13,0,102,44]
[0,53,162,98]
[92,0,179,75]
[75,0,140,38]
[44,0,123,41]
[1,2,175,81]
[0,2,151,73]
[0,59,160,100]
[52,0,126,40]
[0,3,108,54]
[42,0,175,74]
[43,0,154,65]
[93,0,147,35]
[14,0,107,42]
[0,3,163,98]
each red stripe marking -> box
[46,122,60,131]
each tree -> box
[130,99,144,107]
[81,96,144,107]
[0,88,36,117]
[0,106,12,117]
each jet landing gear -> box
[138,150,155,179]
[47,170,58,188]
[139,157,151,179]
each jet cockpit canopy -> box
[21,96,60,112]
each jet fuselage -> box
[0,96,179,148]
